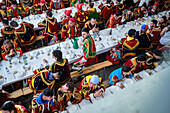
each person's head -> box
[152,50,162,60]
[160,16,167,23]
[116,10,122,18]
[106,0,111,4]
[153,2,159,10]
[42,88,54,101]
[2,19,9,26]
[68,18,75,27]
[150,19,157,28]
[112,75,118,82]
[52,71,64,80]
[40,0,45,5]
[64,10,72,17]
[128,29,136,37]
[90,75,100,88]
[89,2,94,8]
[136,54,146,63]
[141,24,148,32]
[46,11,52,18]
[127,8,132,15]
[141,2,147,11]
[11,1,17,10]
[62,82,74,93]
[1,101,15,113]
[81,27,89,39]
[3,39,12,49]
[122,65,131,76]
[116,0,121,4]
[90,17,97,26]
[52,49,62,60]
[10,21,18,28]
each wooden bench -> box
[7,60,113,98]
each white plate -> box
[138,71,150,78]
[108,86,121,93]
[123,79,135,87]
[160,61,170,68]
[154,65,165,72]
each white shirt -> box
[160,26,170,46]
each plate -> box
[138,71,150,78]
[123,79,134,86]
[108,86,120,93]
[154,65,164,72]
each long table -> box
[0,10,168,87]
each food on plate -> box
[8,64,12,68]
[30,56,33,60]
[26,66,30,70]
[0,75,2,79]
[106,33,109,36]
[111,38,115,40]
[13,70,18,74]
[47,52,50,56]
[66,51,69,54]
[149,72,153,75]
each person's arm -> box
[160,27,167,37]
[61,25,67,40]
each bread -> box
[111,38,115,40]
[8,64,12,68]
[66,51,69,54]
[67,45,70,48]
[47,52,50,56]
[26,66,30,70]
[0,75,3,79]
[13,70,18,74]
[30,56,33,60]
[106,33,109,36]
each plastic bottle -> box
[23,55,28,65]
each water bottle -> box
[110,29,112,35]
[23,55,28,65]
[5,67,9,73]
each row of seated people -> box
[1,45,169,113]
[0,25,169,112]
[0,0,169,52]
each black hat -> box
[10,21,19,27]
[152,50,162,57]
[11,1,17,5]
[2,18,9,25]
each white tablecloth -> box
[0,10,168,86]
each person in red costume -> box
[61,10,72,26]
[74,3,88,29]
[61,18,80,41]
[7,1,25,20]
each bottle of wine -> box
[23,55,28,65]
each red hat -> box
[40,0,45,4]
[69,18,75,22]
[112,75,118,82]
[64,10,72,16]
[76,3,84,10]
[154,2,159,7]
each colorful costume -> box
[31,93,58,113]
[148,7,159,16]
[0,9,6,22]
[34,3,51,14]
[75,3,89,28]
[135,31,152,51]
[62,10,72,26]
[0,104,28,113]
[149,26,161,47]
[7,6,25,20]
[29,69,56,94]
[50,0,65,10]
[49,58,71,86]
[38,17,59,37]
[109,67,133,86]
[105,14,122,28]
[118,36,139,60]
[87,8,98,21]
[159,21,168,30]
[25,6,35,16]
[71,0,85,6]
[145,51,158,69]
[123,10,135,23]
[1,26,16,41]
[57,87,82,111]
[73,35,97,67]
[115,4,126,13]
[61,23,80,40]
[61,0,70,7]
[124,57,147,74]
[15,22,36,47]
[84,21,99,31]
[77,75,105,100]
[133,7,146,19]
[1,43,23,61]
[99,4,114,22]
